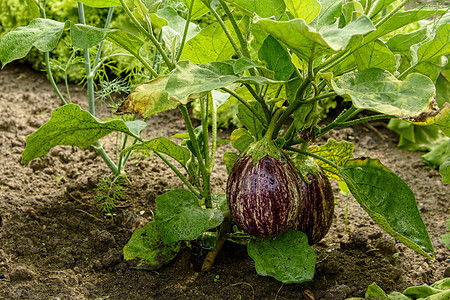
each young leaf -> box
[421,139,450,169]
[258,35,295,81]
[155,189,225,244]
[76,0,121,7]
[117,75,183,118]
[247,230,316,284]
[365,282,389,300]
[440,161,450,184]
[223,150,239,174]
[23,104,141,165]
[180,21,237,64]
[123,221,180,269]
[308,139,354,181]
[340,158,435,258]
[237,101,266,140]
[353,39,397,73]
[231,128,254,152]
[285,0,321,23]
[332,68,436,118]
[0,18,65,66]
[120,136,191,167]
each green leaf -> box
[342,1,363,24]
[223,150,238,174]
[180,21,236,64]
[308,139,354,181]
[76,0,121,7]
[23,104,139,165]
[231,128,254,152]
[386,28,428,54]
[440,161,450,184]
[411,18,450,65]
[364,9,447,46]
[106,30,145,60]
[254,15,375,62]
[365,282,388,300]
[0,18,65,66]
[340,158,435,258]
[166,61,275,101]
[311,0,344,29]
[403,278,450,299]
[124,120,147,136]
[258,35,295,81]
[353,39,397,73]
[285,0,321,23]
[184,0,209,20]
[123,221,180,269]
[421,139,450,169]
[442,219,450,248]
[231,0,286,18]
[237,100,266,140]
[332,68,436,118]
[247,230,316,284]
[121,136,191,167]
[155,189,225,244]
[69,22,112,49]
[117,75,182,118]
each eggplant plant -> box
[1,0,449,283]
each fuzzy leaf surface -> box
[155,189,225,244]
[340,158,434,258]
[121,136,191,167]
[23,104,139,165]
[231,128,254,152]
[332,68,436,118]
[308,139,354,180]
[123,221,180,269]
[248,230,316,284]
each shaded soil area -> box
[0,65,449,300]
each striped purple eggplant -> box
[293,155,334,245]
[226,153,302,237]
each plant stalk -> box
[175,0,194,62]
[317,114,394,138]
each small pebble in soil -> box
[444,267,450,278]
[0,273,5,279]
[323,284,351,300]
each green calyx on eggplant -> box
[226,115,302,237]
[292,153,335,245]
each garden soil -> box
[0,64,448,300]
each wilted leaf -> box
[117,75,182,118]
[308,139,354,180]
[340,158,435,258]
[121,136,191,167]
[155,189,225,244]
[123,221,180,269]
[404,103,450,136]
[247,230,316,284]
[23,104,140,165]
[332,68,436,118]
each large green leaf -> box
[311,0,344,29]
[412,21,450,66]
[231,0,286,18]
[308,139,354,181]
[106,30,145,60]
[0,18,65,66]
[123,221,180,269]
[155,189,225,244]
[184,0,209,20]
[285,0,321,23]
[332,68,435,118]
[116,75,182,118]
[254,15,375,62]
[230,128,254,152]
[340,158,434,258]
[180,21,237,64]
[22,104,143,165]
[121,136,191,167]
[76,0,121,7]
[258,35,295,81]
[247,230,316,284]
[353,39,397,73]
[165,61,274,100]
[363,9,447,46]
[69,22,111,49]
